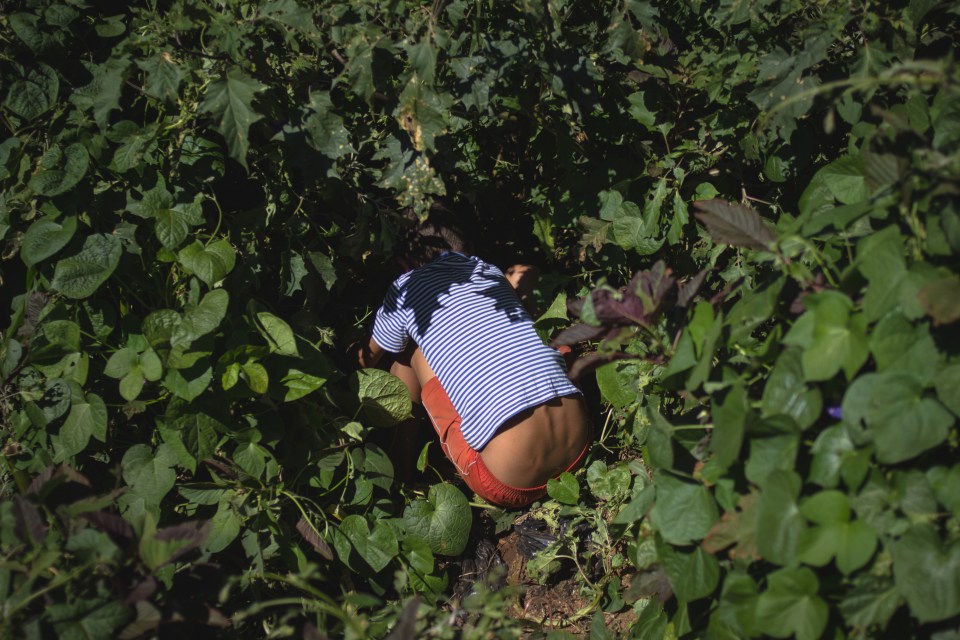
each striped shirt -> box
[372,253,580,450]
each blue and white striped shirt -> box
[372,253,580,450]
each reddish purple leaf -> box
[81,510,134,539]
[678,269,710,308]
[12,495,47,545]
[551,323,610,347]
[296,516,334,560]
[694,199,777,251]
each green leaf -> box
[350,369,412,427]
[49,599,132,640]
[786,290,868,381]
[134,187,203,250]
[892,524,960,623]
[241,361,269,394]
[200,68,265,170]
[855,226,908,322]
[869,312,941,384]
[71,58,128,127]
[28,143,89,196]
[122,443,178,506]
[335,514,399,572]
[51,233,122,299]
[255,311,299,356]
[546,471,580,505]
[838,574,900,630]
[20,214,77,267]
[137,53,182,103]
[842,372,953,464]
[711,382,749,470]
[596,361,640,409]
[171,289,229,348]
[177,240,236,287]
[205,500,242,553]
[656,536,720,602]
[650,472,719,545]
[936,363,960,416]
[756,470,806,565]
[797,491,877,574]
[755,567,829,640]
[761,348,822,429]
[4,63,58,121]
[59,392,107,458]
[402,483,471,556]
[163,362,213,401]
[819,155,868,204]
[281,368,329,402]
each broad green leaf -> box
[200,68,265,169]
[611,210,663,255]
[819,155,868,204]
[761,348,822,429]
[650,472,719,545]
[334,515,399,573]
[71,58,127,126]
[785,290,868,381]
[205,499,242,553]
[892,524,960,622]
[137,54,182,103]
[869,313,940,384]
[351,368,412,427]
[936,363,960,416]
[48,599,131,640]
[4,63,58,120]
[856,226,904,306]
[756,470,806,565]
[798,491,877,574]
[29,143,89,196]
[143,309,181,347]
[281,368,328,401]
[595,361,640,409]
[585,461,631,502]
[656,535,720,602]
[255,311,299,356]
[402,483,471,556]
[163,362,213,401]
[177,240,236,287]
[20,214,77,267]
[134,188,203,250]
[59,392,107,458]
[711,382,749,470]
[171,289,229,348]
[842,372,953,463]
[838,574,900,630]
[51,233,122,299]
[241,361,268,394]
[547,471,580,505]
[234,442,269,478]
[755,567,829,640]
[122,443,178,506]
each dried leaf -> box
[918,277,960,326]
[702,492,761,562]
[694,199,777,251]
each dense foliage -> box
[1,0,958,638]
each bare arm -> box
[357,335,387,368]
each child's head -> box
[396,203,471,270]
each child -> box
[357,214,591,509]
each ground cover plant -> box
[1,0,958,637]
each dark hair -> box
[396,203,471,269]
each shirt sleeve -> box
[371,279,410,353]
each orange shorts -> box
[420,377,589,509]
